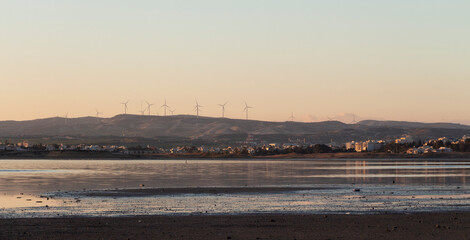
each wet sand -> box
[82,187,334,197]
[1,213,469,239]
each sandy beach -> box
[1,213,469,240]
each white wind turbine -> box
[243,102,253,120]
[161,99,169,116]
[95,109,103,118]
[146,101,155,116]
[218,101,228,118]
[351,114,357,124]
[95,109,103,123]
[194,100,203,117]
[138,100,146,115]
[169,109,176,116]
[64,112,69,125]
[121,100,130,114]
[288,112,295,122]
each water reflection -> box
[1,159,470,195]
[2,159,470,217]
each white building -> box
[355,142,363,152]
[46,145,57,151]
[437,147,453,153]
[395,135,414,144]
[364,141,384,152]
[345,141,355,150]
[353,140,384,152]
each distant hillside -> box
[0,115,469,146]
[357,120,470,130]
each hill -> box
[0,115,469,146]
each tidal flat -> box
[2,159,470,238]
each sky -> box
[1,0,469,123]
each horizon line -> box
[0,114,467,126]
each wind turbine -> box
[95,109,103,123]
[138,101,146,115]
[243,102,253,120]
[194,100,203,117]
[218,102,228,118]
[169,109,176,116]
[121,100,130,114]
[95,109,103,118]
[288,112,295,122]
[351,114,357,124]
[161,99,169,116]
[64,112,69,125]
[146,101,155,116]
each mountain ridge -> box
[0,115,469,145]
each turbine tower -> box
[243,102,253,120]
[95,109,102,118]
[218,102,228,118]
[121,100,129,114]
[351,114,357,124]
[161,99,169,116]
[169,109,176,116]
[288,112,295,122]
[64,112,69,125]
[146,101,155,116]
[194,100,203,117]
[138,101,145,115]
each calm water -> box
[1,159,470,217]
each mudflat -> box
[1,213,469,240]
[81,187,334,197]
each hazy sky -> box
[1,1,469,123]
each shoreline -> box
[1,212,469,239]
[1,151,470,160]
[79,187,333,197]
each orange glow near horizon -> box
[1,1,470,124]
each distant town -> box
[1,134,469,159]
